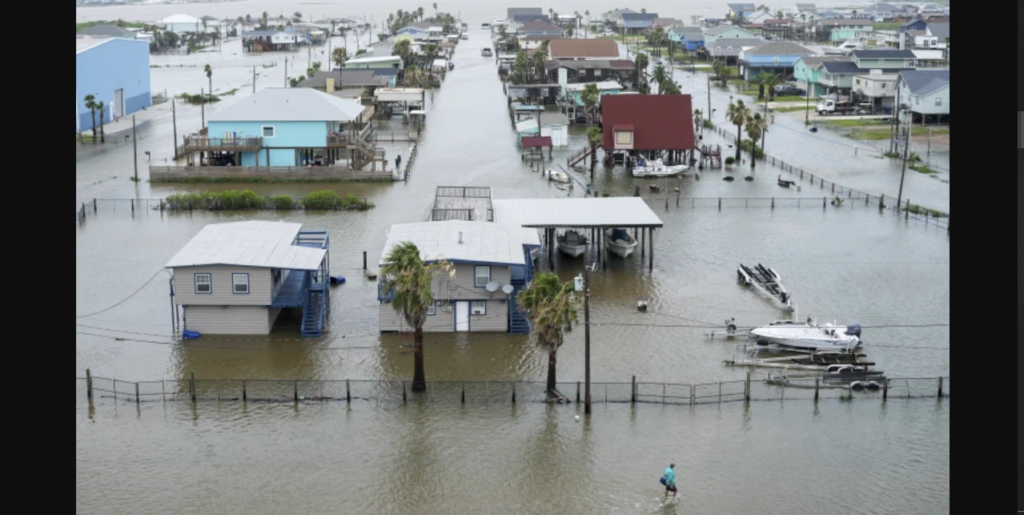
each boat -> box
[777,175,796,187]
[604,228,638,257]
[448,61,455,70]
[481,23,491,28]
[481,47,492,57]
[631,157,691,178]
[461,33,469,40]
[557,230,588,257]
[823,39,865,56]
[737,263,793,311]
[749,319,862,353]
[546,169,570,183]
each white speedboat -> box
[546,169,570,183]
[738,263,793,311]
[749,319,862,353]
[557,230,588,257]
[632,157,691,178]
[823,39,865,56]
[604,228,638,257]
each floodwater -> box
[76,4,950,513]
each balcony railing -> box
[183,136,263,151]
[327,134,350,148]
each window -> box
[262,126,275,138]
[855,79,860,85]
[881,83,886,88]
[474,266,492,288]
[273,269,282,286]
[594,68,602,77]
[195,273,212,294]
[427,301,436,315]
[471,300,487,315]
[615,130,633,145]
[232,273,250,294]
[934,97,941,106]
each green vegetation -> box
[161,190,374,210]
[845,130,890,141]
[824,119,888,127]
[907,204,948,218]
[702,119,715,129]
[909,162,938,175]
[220,88,240,96]
[772,106,812,113]
[177,93,220,105]
[848,126,949,140]
[301,190,374,210]
[725,156,736,165]
[151,176,393,184]
[772,95,807,102]
[872,22,901,31]
[740,138,765,159]
[271,194,295,209]
[76,20,146,32]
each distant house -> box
[925,22,949,49]
[600,94,696,158]
[512,14,552,25]
[744,11,774,25]
[242,31,299,51]
[518,34,557,50]
[378,221,540,334]
[703,25,758,45]
[794,3,817,14]
[203,88,365,167]
[604,8,637,26]
[812,52,912,96]
[899,19,928,33]
[158,14,206,34]
[546,59,634,84]
[852,49,915,69]
[343,55,403,70]
[853,71,898,111]
[738,42,815,80]
[815,18,873,41]
[515,111,570,147]
[668,26,705,51]
[508,7,543,20]
[564,80,624,109]
[816,10,843,20]
[519,20,563,37]
[618,13,659,34]
[548,38,620,60]
[78,24,136,39]
[165,221,330,337]
[726,3,756,19]
[793,56,849,97]
[896,69,949,123]
[652,18,683,30]
[707,37,765,64]
[76,37,151,132]
[298,69,395,93]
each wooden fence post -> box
[879,194,885,211]
[363,251,367,270]
[86,369,93,401]
[135,382,140,405]
[461,382,466,404]
[403,381,407,403]
[242,379,247,402]
[511,382,516,404]
[744,370,751,402]
[190,372,196,403]
[882,379,888,402]
[631,375,637,404]
[577,381,581,403]
[294,380,299,403]
[814,378,819,402]
[937,377,943,398]
[346,379,351,404]
[823,197,826,209]
[93,199,98,213]
[718,198,722,210]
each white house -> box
[895,69,949,123]
[515,112,570,147]
[158,14,205,34]
[852,71,897,111]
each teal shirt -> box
[664,467,676,487]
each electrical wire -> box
[76,269,169,318]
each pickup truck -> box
[774,84,805,96]
[816,99,867,116]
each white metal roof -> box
[76,36,111,54]
[165,221,326,271]
[565,80,623,92]
[160,14,200,24]
[492,198,664,228]
[208,88,364,122]
[375,88,424,102]
[345,55,402,64]
[379,221,540,267]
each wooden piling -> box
[771,197,775,209]
[937,377,943,398]
[718,198,722,210]
[93,199,97,213]
[86,369,93,401]
[135,382,140,405]
[242,379,247,402]
[363,251,367,270]
[403,381,407,403]
[461,382,466,403]
[190,372,196,403]
[879,194,884,211]
[511,382,516,404]
[577,381,581,403]
[346,379,351,404]
[814,378,819,402]
[744,370,751,402]
[631,375,637,404]
[294,380,299,403]
[882,379,888,401]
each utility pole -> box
[172,99,178,160]
[132,115,138,181]
[583,260,592,415]
[253,66,256,93]
[200,88,205,128]
[707,74,712,126]
[805,89,810,125]
[285,56,288,87]
[308,41,312,70]
[891,85,901,154]
[897,108,910,209]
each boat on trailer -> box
[738,263,793,311]
[631,157,691,178]
[546,169,570,183]
[604,228,638,257]
[557,230,588,257]
[749,319,862,353]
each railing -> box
[431,208,475,221]
[183,136,262,150]
[436,186,492,198]
[327,134,349,147]
[295,230,330,249]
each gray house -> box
[166,221,330,337]
[378,221,540,334]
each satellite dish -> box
[485,281,500,292]
[502,284,515,294]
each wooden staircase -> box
[567,146,593,169]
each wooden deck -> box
[183,136,263,152]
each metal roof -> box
[549,38,620,59]
[926,22,949,39]
[76,36,112,53]
[564,80,623,91]
[521,136,552,148]
[601,94,695,151]
[345,55,402,65]
[160,14,200,24]
[78,24,135,37]
[208,88,364,122]
[740,42,814,56]
[520,20,562,32]
[853,49,915,58]
[379,221,540,267]
[492,198,664,229]
[797,56,850,67]
[165,222,326,271]
[298,70,381,88]
[898,69,949,95]
[822,61,904,74]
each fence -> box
[76,196,372,215]
[78,372,949,409]
[149,166,394,182]
[707,125,949,230]
[395,143,418,181]
[372,131,420,143]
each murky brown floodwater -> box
[77,5,949,513]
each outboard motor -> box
[846,323,862,337]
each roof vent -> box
[458,231,463,244]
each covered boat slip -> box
[491,197,664,271]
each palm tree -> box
[745,113,764,169]
[566,27,574,38]
[245,14,251,27]
[580,82,600,124]
[652,64,668,93]
[84,94,98,143]
[711,59,723,80]
[586,126,602,173]
[693,109,703,134]
[332,47,349,69]
[651,27,666,57]
[719,66,733,88]
[417,7,424,22]
[96,101,106,143]
[584,10,590,38]
[432,3,438,18]
[380,242,452,392]
[204,64,213,102]
[261,11,269,29]
[634,52,649,92]
[518,272,579,398]
[424,43,438,82]
[404,65,424,87]
[531,49,548,83]
[727,100,750,162]
[661,80,681,94]
[760,72,782,101]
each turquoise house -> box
[204,88,365,167]
[703,25,757,45]
[793,57,845,97]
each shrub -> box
[164,190,263,210]
[702,119,714,129]
[907,204,948,218]
[739,139,765,159]
[272,194,295,209]
[725,156,736,165]
[302,190,374,210]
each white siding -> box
[379,263,513,333]
[173,266,273,306]
[184,305,272,335]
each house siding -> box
[207,120,332,167]
[173,265,273,306]
[76,38,151,132]
[183,305,272,335]
[378,263,513,333]
[898,83,949,116]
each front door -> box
[455,302,470,332]
[113,89,124,119]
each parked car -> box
[774,84,804,96]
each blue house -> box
[726,3,756,18]
[75,36,151,133]
[668,26,706,51]
[899,19,928,33]
[619,13,658,34]
[737,42,815,80]
[201,88,366,167]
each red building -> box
[600,94,696,164]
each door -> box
[455,302,470,332]
[113,89,125,119]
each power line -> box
[76,269,168,318]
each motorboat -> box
[546,169,570,183]
[631,157,691,178]
[823,39,865,56]
[557,230,588,257]
[737,263,793,311]
[604,228,638,257]
[749,319,862,353]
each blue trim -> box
[474,266,492,288]
[471,300,487,316]
[194,273,212,294]
[232,273,250,295]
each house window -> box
[856,79,860,85]
[195,273,212,294]
[882,83,886,88]
[615,130,633,146]
[262,126,275,138]
[232,273,250,294]
[934,97,941,106]
[471,300,487,315]
[474,266,492,287]
[427,301,436,315]
[594,68,602,77]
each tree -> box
[417,7,425,22]
[245,14,251,26]
[498,24,507,38]
[745,113,764,169]
[719,66,733,88]
[261,11,269,29]
[711,59,723,80]
[641,8,647,14]
[204,64,213,102]
[580,82,600,124]
[727,100,750,162]
[634,52,650,92]
[404,65,424,87]
[84,94,98,143]
[759,72,782,101]
[566,27,574,38]
[586,126,602,172]
[164,31,180,48]
[531,49,548,82]
[518,272,579,397]
[584,10,590,38]
[96,101,106,143]
[424,43,438,82]
[693,109,703,133]
[512,51,528,84]
[660,80,681,94]
[652,64,668,93]
[381,242,453,393]
[650,27,666,57]
[433,3,438,18]
[293,11,303,22]
[332,47,349,69]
